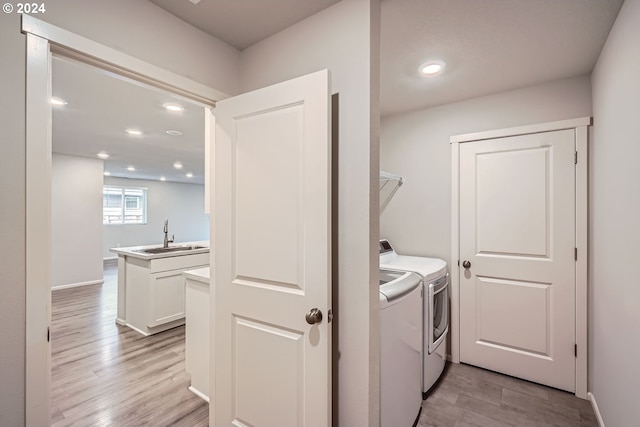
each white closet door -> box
[459,129,576,392]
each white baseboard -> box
[188,385,210,403]
[52,279,103,291]
[588,392,605,427]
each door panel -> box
[234,104,303,288]
[460,129,575,392]
[214,70,331,426]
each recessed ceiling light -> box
[163,103,184,112]
[97,152,109,159]
[419,60,446,77]
[160,176,166,182]
[51,97,67,106]
[173,162,183,170]
[186,172,193,178]
[166,130,183,136]
[103,171,111,176]
[127,166,136,172]
[126,128,143,136]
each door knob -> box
[462,260,471,269]
[305,308,323,325]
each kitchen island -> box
[183,267,211,401]
[110,241,209,336]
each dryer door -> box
[428,273,449,354]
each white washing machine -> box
[379,269,423,427]
[379,239,449,397]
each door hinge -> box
[575,247,578,261]
[574,151,578,164]
[47,326,50,342]
[574,344,577,357]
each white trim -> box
[25,32,52,427]
[575,125,589,399]
[52,279,104,291]
[21,15,228,106]
[125,323,151,337]
[450,117,591,144]
[188,386,211,403]
[22,16,222,426]
[450,141,461,363]
[450,117,590,398]
[588,392,606,427]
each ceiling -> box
[148,0,342,50]
[52,0,624,184]
[52,56,206,184]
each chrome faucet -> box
[163,218,174,248]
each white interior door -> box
[213,70,332,427]
[459,129,576,392]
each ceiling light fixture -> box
[166,130,183,136]
[127,166,136,172]
[173,162,183,170]
[419,60,446,77]
[97,152,109,159]
[103,171,111,176]
[163,103,184,112]
[160,176,166,182]
[186,172,193,178]
[51,97,68,106]
[126,128,143,136]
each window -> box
[103,186,147,224]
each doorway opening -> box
[23,15,222,425]
[50,54,210,425]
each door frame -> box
[449,117,590,399]
[22,15,225,425]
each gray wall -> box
[52,154,103,289]
[240,0,381,424]
[590,0,640,425]
[0,13,26,427]
[0,1,240,424]
[103,176,209,258]
[380,75,592,265]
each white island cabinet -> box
[183,267,211,402]
[110,242,209,336]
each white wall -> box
[1,1,239,424]
[380,76,592,265]
[39,0,240,96]
[0,13,26,427]
[52,154,103,288]
[103,176,209,258]
[589,1,640,425]
[240,1,381,424]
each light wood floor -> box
[51,266,208,427]
[418,362,599,427]
[52,266,598,427]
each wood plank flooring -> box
[51,266,208,427]
[53,265,598,427]
[418,362,599,427]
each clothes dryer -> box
[379,239,449,397]
[379,269,423,427]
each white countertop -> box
[110,241,210,260]
[183,267,210,284]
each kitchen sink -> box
[134,245,207,254]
